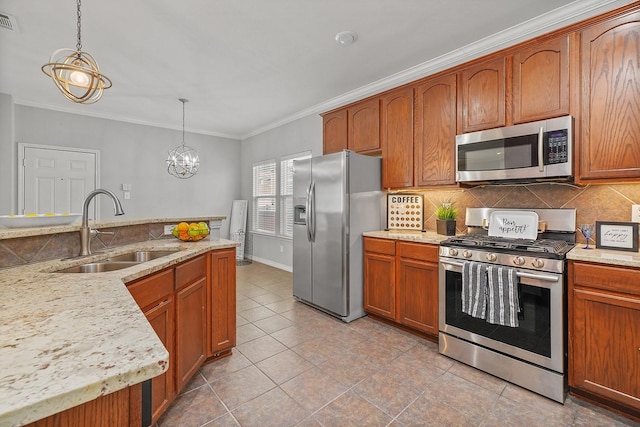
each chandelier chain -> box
[182,99,186,147]
[76,0,82,52]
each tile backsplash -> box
[408,182,640,244]
[0,222,174,270]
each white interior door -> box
[19,144,99,217]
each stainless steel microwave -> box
[455,115,573,183]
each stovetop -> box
[441,234,574,258]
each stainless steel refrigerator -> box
[292,150,382,322]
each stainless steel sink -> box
[54,249,180,273]
[55,261,140,273]
[105,250,180,262]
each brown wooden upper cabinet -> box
[459,57,506,133]
[414,73,457,187]
[348,98,381,153]
[579,11,640,182]
[512,35,570,124]
[381,86,413,188]
[322,109,348,154]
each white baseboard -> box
[246,256,292,272]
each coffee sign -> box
[387,194,423,230]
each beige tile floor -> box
[158,262,637,427]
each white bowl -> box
[0,213,82,228]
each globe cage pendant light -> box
[41,0,112,104]
[167,99,200,179]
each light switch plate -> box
[164,225,176,235]
[632,205,640,223]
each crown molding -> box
[14,98,240,140]
[241,0,632,140]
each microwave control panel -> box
[544,130,569,165]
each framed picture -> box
[595,221,639,252]
[387,194,423,231]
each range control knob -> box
[449,248,458,256]
[513,256,525,266]
[462,250,472,258]
[486,253,497,262]
[531,258,545,268]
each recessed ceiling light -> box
[335,31,358,46]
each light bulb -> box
[70,69,89,86]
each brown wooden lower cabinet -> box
[209,248,237,356]
[364,237,439,339]
[25,384,141,427]
[569,261,640,419]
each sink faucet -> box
[79,189,125,256]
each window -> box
[252,160,276,234]
[252,151,311,237]
[280,152,311,237]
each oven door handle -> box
[439,259,559,283]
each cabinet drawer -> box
[127,268,174,309]
[364,237,396,255]
[571,261,640,296]
[176,254,207,290]
[398,242,438,262]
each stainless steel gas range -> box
[438,208,576,403]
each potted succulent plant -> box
[435,201,457,236]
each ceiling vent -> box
[0,12,18,32]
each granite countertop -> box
[0,237,239,427]
[363,230,451,245]
[567,246,640,268]
[0,215,226,240]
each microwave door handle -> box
[538,127,544,172]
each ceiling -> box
[0,0,632,139]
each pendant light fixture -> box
[41,0,112,104]
[167,99,200,179]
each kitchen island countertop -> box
[0,237,238,427]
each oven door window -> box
[444,269,551,358]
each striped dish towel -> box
[486,266,520,327]
[461,261,488,319]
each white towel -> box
[462,261,488,319]
[486,266,520,327]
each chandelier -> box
[167,99,200,179]
[41,0,112,104]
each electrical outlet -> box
[164,225,177,235]
[632,205,640,223]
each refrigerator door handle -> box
[305,182,313,242]
[309,181,316,242]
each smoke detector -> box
[0,12,18,32]
[335,31,358,46]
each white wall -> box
[0,94,16,214]
[240,114,323,270]
[9,103,241,238]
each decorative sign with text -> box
[596,221,639,252]
[488,210,539,240]
[387,194,423,231]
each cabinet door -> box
[459,57,506,133]
[209,248,237,356]
[348,98,380,153]
[579,13,640,182]
[144,298,174,424]
[381,86,414,188]
[570,287,640,408]
[414,74,457,186]
[175,277,207,392]
[398,257,439,336]
[323,109,348,154]
[512,35,570,123]
[363,251,397,320]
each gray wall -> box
[240,114,322,270]
[0,94,16,214]
[6,101,241,238]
